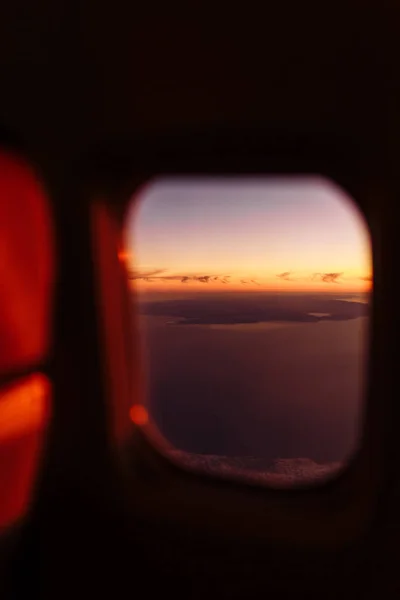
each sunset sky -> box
[124,176,372,293]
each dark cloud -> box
[276,272,293,281]
[359,275,373,282]
[128,268,166,281]
[131,269,348,286]
[129,270,257,285]
[312,272,343,283]
[240,279,260,285]
[140,294,369,325]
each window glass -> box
[124,176,371,487]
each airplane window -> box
[0,150,54,372]
[123,176,371,487]
[0,149,54,527]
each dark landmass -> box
[138,293,369,325]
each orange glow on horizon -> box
[128,274,372,295]
[124,177,372,297]
[0,373,51,528]
[130,404,149,426]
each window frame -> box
[89,129,388,548]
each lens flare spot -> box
[129,404,148,426]
[118,250,132,265]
